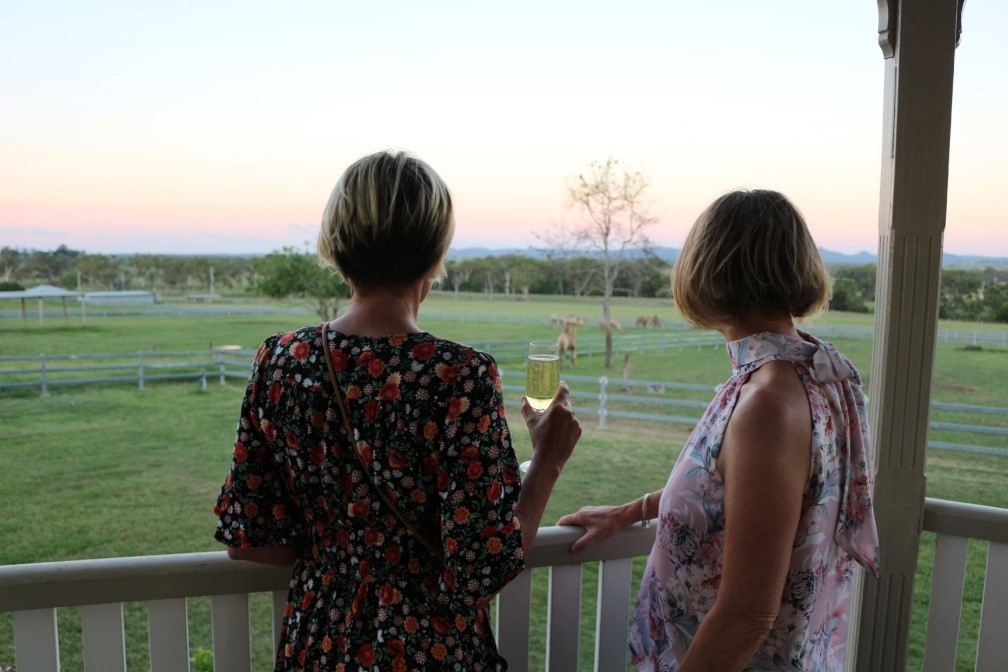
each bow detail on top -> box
[809,341,854,383]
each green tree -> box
[829,277,869,313]
[256,246,348,319]
[982,283,1008,323]
[444,258,476,297]
[23,244,82,285]
[939,269,983,320]
[0,247,27,283]
[832,264,877,304]
[504,255,545,300]
[620,256,669,298]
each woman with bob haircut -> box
[559,189,880,671]
[214,150,581,670]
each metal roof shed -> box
[0,284,86,326]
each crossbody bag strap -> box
[320,322,443,559]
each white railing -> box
[3,499,1006,672]
[0,524,656,672]
[920,499,1008,672]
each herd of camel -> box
[547,313,664,366]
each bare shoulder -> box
[720,360,812,476]
[734,360,809,427]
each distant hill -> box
[448,246,1008,268]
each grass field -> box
[1,292,1006,670]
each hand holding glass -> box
[525,340,560,413]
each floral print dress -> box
[629,331,880,671]
[215,325,525,671]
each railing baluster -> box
[975,541,1008,672]
[923,534,968,672]
[547,564,582,671]
[148,598,191,672]
[13,608,61,670]
[594,557,634,672]
[271,590,288,650]
[211,593,251,671]
[81,602,127,672]
[496,569,533,672]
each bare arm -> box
[556,489,659,554]
[515,382,581,555]
[678,362,811,671]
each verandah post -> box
[851,1,963,668]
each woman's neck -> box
[717,312,799,343]
[328,280,430,336]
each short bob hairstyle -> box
[318,151,454,291]
[671,189,831,329]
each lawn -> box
[1,293,1006,670]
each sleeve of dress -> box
[437,351,525,608]
[214,334,306,549]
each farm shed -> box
[83,290,155,305]
[0,284,85,326]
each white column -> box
[852,1,962,669]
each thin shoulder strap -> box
[320,322,443,559]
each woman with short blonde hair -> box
[560,189,879,671]
[317,151,454,289]
[671,189,832,329]
[216,150,581,671]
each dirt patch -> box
[933,383,982,394]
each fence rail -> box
[0,349,255,395]
[1,346,1005,457]
[4,299,1008,349]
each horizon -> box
[10,243,1008,265]
[1,2,1006,257]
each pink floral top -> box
[630,331,880,671]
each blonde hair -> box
[672,189,831,329]
[317,150,454,291]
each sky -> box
[1,1,1006,257]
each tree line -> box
[0,245,670,299]
[5,246,1007,323]
[826,263,1008,323]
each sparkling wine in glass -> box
[525,340,560,413]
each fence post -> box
[199,369,207,391]
[598,376,608,429]
[219,352,226,385]
[138,352,145,390]
[39,354,49,397]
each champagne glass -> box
[525,340,560,413]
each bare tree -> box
[566,158,656,367]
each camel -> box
[600,317,623,333]
[557,325,577,366]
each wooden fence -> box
[1,346,1005,457]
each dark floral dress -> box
[215,325,525,671]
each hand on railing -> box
[557,502,640,554]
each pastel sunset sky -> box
[2,1,1006,256]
